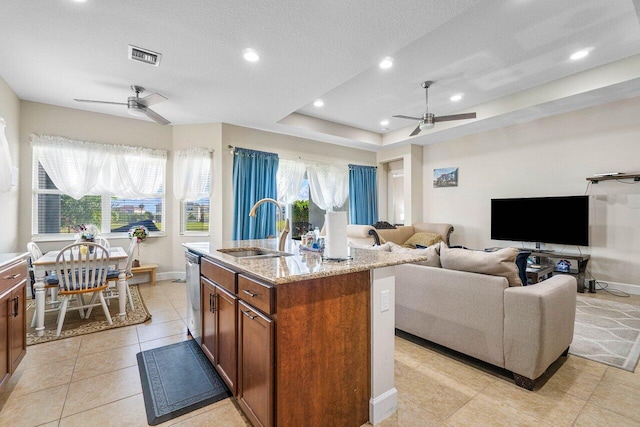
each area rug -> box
[137,339,230,425]
[569,296,640,372]
[26,284,152,345]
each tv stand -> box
[530,251,590,293]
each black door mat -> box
[137,339,230,425]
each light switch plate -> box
[381,290,390,312]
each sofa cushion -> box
[404,232,443,249]
[440,243,523,286]
[348,241,392,252]
[388,242,441,267]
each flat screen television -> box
[491,195,589,246]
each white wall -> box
[0,76,21,253]
[422,95,640,289]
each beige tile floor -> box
[1,281,639,426]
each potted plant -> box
[128,225,149,267]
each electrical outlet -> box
[381,290,390,312]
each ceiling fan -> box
[393,81,476,136]
[74,85,171,125]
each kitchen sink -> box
[217,247,293,259]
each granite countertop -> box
[0,252,29,267]
[183,239,427,285]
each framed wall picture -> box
[434,167,458,188]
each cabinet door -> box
[237,300,274,427]
[0,291,9,389]
[215,286,237,395]
[9,280,27,373]
[201,278,217,365]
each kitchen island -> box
[183,239,428,427]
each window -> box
[181,197,210,234]
[33,162,165,237]
[286,177,348,239]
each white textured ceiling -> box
[1,0,640,151]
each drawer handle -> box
[11,296,19,317]
[3,273,21,280]
[242,289,258,298]
[241,310,256,320]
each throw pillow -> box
[403,232,443,249]
[440,243,523,286]
[388,242,441,267]
[515,250,531,286]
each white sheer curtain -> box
[173,148,212,201]
[306,163,349,211]
[277,159,306,204]
[31,134,167,199]
[0,119,14,193]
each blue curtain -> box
[232,147,279,240]
[349,164,378,225]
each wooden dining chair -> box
[104,238,137,311]
[53,242,112,337]
[28,242,63,327]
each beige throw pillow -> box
[403,232,443,249]
[388,242,441,267]
[439,243,522,286]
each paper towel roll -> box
[324,211,348,259]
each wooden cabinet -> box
[0,258,27,390]
[237,300,274,427]
[201,256,370,427]
[201,275,238,395]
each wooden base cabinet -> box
[201,277,238,395]
[237,300,274,427]
[0,259,27,390]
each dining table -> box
[31,246,130,337]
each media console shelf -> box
[530,251,590,293]
[587,173,640,183]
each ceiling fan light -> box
[419,122,434,130]
[128,104,147,118]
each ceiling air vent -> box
[128,45,162,67]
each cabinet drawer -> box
[0,260,27,296]
[238,275,275,316]
[201,258,237,293]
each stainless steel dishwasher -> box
[185,250,202,344]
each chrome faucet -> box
[249,198,290,252]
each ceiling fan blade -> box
[393,114,422,121]
[74,99,127,106]
[409,124,422,136]
[137,93,168,107]
[143,107,171,126]
[433,112,477,122]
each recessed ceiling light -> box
[243,49,260,62]
[379,57,393,69]
[313,99,324,107]
[450,94,463,102]
[380,119,389,126]
[570,49,590,60]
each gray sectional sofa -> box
[394,250,576,390]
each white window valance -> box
[277,159,306,204]
[0,118,15,193]
[31,134,167,200]
[173,148,212,202]
[306,162,349,211]
[276,158,349,211]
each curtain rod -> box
[228,144,375,168]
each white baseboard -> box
[128,271,185,285]
[592,280,640,295]
[369,387,398,425]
